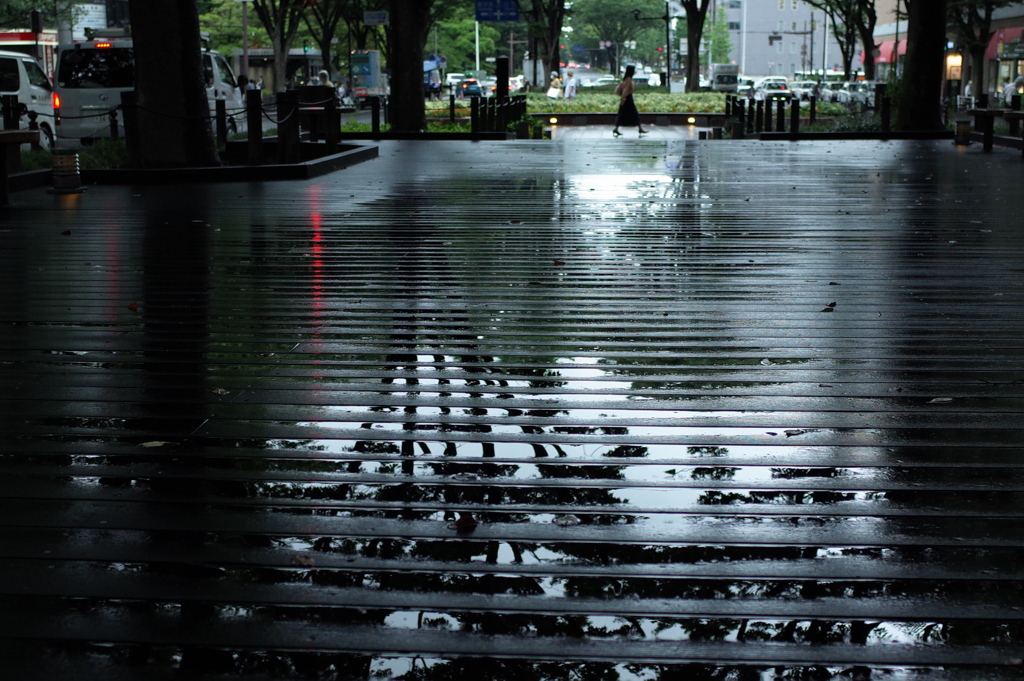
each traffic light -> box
[656,46,664,52]
[303,40,310,53]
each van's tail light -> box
[52,91,61,124]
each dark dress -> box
[616,94,640,127]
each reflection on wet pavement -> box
[3,138,1024,679]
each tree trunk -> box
[252,0,303,91]
[855,0,878,80]
[685,21,703,93]
[682,0,710,93]
[896,0,948,131]
[127,0,219,168]
[388,0,431,132]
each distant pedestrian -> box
[612,65,647,137]
[547,71,563,98]
[564,70,578,99]
[315,70,334,88]
[1005,76,1024,105]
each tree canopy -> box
[0,1,77,30]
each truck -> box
[710,63,739,93]
[351,49,388,106]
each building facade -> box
[873,1,1024,102]
[718,0,847,78]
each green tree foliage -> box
[250,0,306,90]
[0,0,77,30]
[199,0,272,55]
[524,0,570,80]
[570,0,664,74]
[434,5,501,74]
[301,0,349,79]
[702,8,734,69]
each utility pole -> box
[634,4,682,93]
[809,14,815,77]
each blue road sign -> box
[476,0,520,22]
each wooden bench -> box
[0,129,39,206]
[966,109,1005,152]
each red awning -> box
[987,27,1024,61]
[875,39,907,64]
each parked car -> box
[456,78,484,98]
[0,49,54,149]
[846,81,878,108]
[819,81,845,103]
[788,80,818,101]
[583,74,618,88]
[755,77,792,101]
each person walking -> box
[564,70,578,99]
[612,65,647,136]
[547,71,563,98]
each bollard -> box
[809,96,817,125]
[764,100,773,132]
[776,99,786,132]
[790,99,800,138]
[119,90,141,168]
[216,99,227,146]
[735,99,746,136]
[874,83,887,112]
[276,90,300,164]
[449,93,456,123]
[954,120,972,146]
[324,92,338,153]
[755,100,764,133]
[470,96,480,133]
[246,89,263,165]
[50,149,83,194]
[26,111,41,150]
[1,94,17,130]
[370,96,381,133]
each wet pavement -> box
[3,133,1024,680]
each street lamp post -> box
[237,0,254,79]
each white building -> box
[718,0,851,78]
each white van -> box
[53,29,245,147]
[0,49,55,149]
